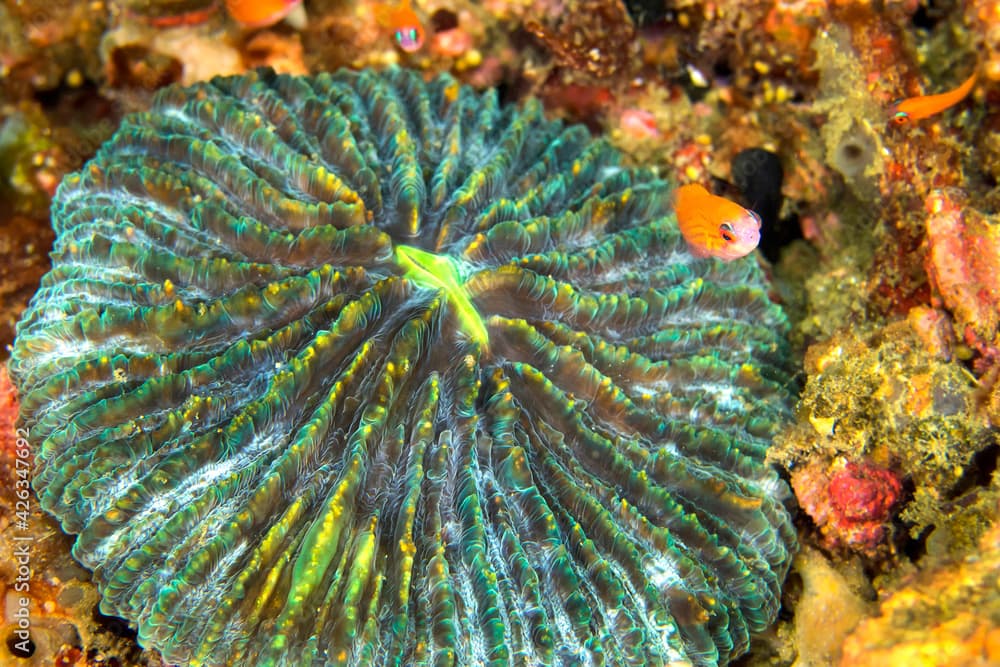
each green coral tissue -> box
[10,67,797,667]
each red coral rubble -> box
[1,364,20,456]
[793,459,903,555]
[0,364,22,489]
[924,188,1000,366]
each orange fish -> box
[674,183,761,261]
[225,0,304,29]
[376,0,425,53]
[889,70,978,125]
[128,3,220,29]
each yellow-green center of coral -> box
[395,244,488,346]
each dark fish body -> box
[731,148,793,261]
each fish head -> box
[888,100,911,125]
[714,209,761,261]
[394,24,425,52]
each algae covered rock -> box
[11,67,796,666]
[840,502,1000,667]
[772,320,996,559]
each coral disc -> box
[11,67,797,666]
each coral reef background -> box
[0,0,998,665]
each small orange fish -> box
[376,0,425,53]
[225,0,303,29]
[890,70,978,125]
[128,3,220,29]
[674,183,761,261]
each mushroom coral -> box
[10,67,796,667]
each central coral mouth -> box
[395,244,489,348]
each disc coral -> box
[10,67,796,667]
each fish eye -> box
[892,111,909,125]
[409,28,418,41]
[395,30,404,43]
[720,223,735,242]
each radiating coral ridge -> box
[10,67,796,667]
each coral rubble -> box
[923,189,1000,373]
[526,0,638,80]
[772,322,996,558]
[789,547,873,667]
[840,503,1000,667]
[792,459,903,555]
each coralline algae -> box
[10,67,796,666]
